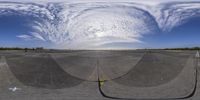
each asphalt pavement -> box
[0,50,199,100]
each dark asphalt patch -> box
[52,51,144,81]
[100,51,196,99]
[98,53,144,81]
[1,50,197,99]
[6,53,83,89]
[113,52,189,87]
[52,54,98,81]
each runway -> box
[0,50,199,100]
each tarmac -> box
[0,50,199,100]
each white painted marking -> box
[0,56,7,67]
[9,87,21,92]
[196,51,200,66]
[0,56,4,67]
[196,51,200,58]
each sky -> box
[0,0,200,49]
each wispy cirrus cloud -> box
[0,1,200,49]
[17,34,32,40]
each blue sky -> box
[0,15,50,48]
[0,1,200,49]
[140,17,200,49]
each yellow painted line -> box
[99,79,105,86]
[99,74,109,87]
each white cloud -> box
[155,2,200,32]
[0,1,200,49]
[30,32,46,41]
[17,35,32,40]
[0,2,54,19]
[65,6,156,48]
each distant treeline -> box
[163,47,200,50]
[137,47,200,50]
[0,47,44,50]
[0,47,200,51]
